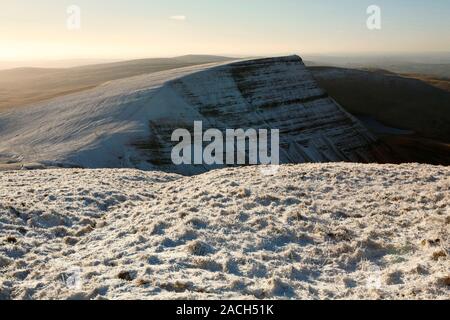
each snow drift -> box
[0,163,448,299]
[0,56,383,174]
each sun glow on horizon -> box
[1,0,449,62]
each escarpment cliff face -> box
[0,56,384,174]
[141,56,381,173]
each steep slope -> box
[310,66,450,142]
[0,164,448,299]
[310,66,450,165]
[0,56,382,174]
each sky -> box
[0,0,449,61]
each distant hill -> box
[373,63,450,79]
[303,53,450,77]
[0,55,235,110]
[310,66,450,165]
[310,66,450,142]
[0,59,122,70]
[172,55,235,64]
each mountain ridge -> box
[0,56,385,174]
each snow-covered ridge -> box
[0,56,380,174]
[0,163,448,299]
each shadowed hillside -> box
[310,66,450,165]
[311,66,450,143]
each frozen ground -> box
[0,163,448,300]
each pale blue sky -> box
[1,0,449,60]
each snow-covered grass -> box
[0,163,448,300]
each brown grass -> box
[0,56,232,111]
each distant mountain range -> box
[303,53,450,78]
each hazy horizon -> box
[2,52,450,70]
[2,0,450,66]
